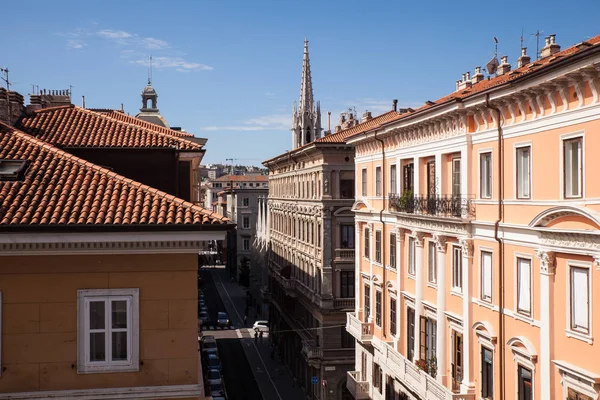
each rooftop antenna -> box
[520,28,524,50]
[531,30,543,60]
[30,84,40,95]
[0,67,10,90]
[494,36,499,57]
[68,85,74,101]
[148,55,153,85]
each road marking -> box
[214,270,283,400]
[236,329,242,339]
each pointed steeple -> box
[291,39,321,150]
[299,38,314,113]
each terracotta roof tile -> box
[100,110,195,138]
[17,105,203,150]
[0,123,229,228]
[316,111,401,143]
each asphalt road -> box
[199,268,263,400]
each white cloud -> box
[66,39,85,50]
[96,29,133,39]
[133,56,213,72]
[199,114,289,132]
[142,37,169,50]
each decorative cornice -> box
[433,234,448,253]
[459,238,474,258]
[413,231,425,247]
[535,249,556,275]
[541,231,600,252]
[0,240,207,255]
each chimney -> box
[517,47,531,68]
[392,99,398,112]
[471,66,485,84]
[0,89,25,125]
[361,111,372,123]
[497,56,511,76]
[457,72,472,91]
[29,89,72,109]
[540,34,560,58]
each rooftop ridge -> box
[102,110,195,138]
[0,121,229,224]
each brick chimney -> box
[471,66,485,84]
[0,88,25,125]
[497,56,511,76]
[517,48,531,68]
[540,34,560,58]
[361,111,372,123]
[29,89,72,109]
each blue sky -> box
[1,0,599,165]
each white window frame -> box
[566,262,592,343]
[508,339,536,400]
[408,237,416,276]
[242,197,249,207]
[479,150,493,199]
[480,250,493,303]
[361,168,368,197]
[77,288,139,374]
[390,164,397,195]
[375,166,382,197]
[242,215,250,229]
[452,246,463,292]
[515,143,532,200]
[375,230,382,264]
[560,132,584,200]
[516,256,532,317]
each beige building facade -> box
[346,34,600,400]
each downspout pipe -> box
[485,94,504,400]
[374,130,387,338]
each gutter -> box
[485,94,505,400]
[374,130,387,338]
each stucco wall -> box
[0,253,198,394]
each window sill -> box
[509,310,537,326]
[406,274,416,281]
[427,282,438,290]
[373,261,383,267]
[472,297,496,311]
[565,329,593,345]
[78,362,140,374]
[450,289,463,298]
[385,265,397,272]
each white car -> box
[253,320,269,333]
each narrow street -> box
[199,265,306,400]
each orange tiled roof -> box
[101,110,195,138]
[350,34,600,137]
[215,174,269,182]
[17,105,202,150]
[0,123,229,228]
[316,111,401,143]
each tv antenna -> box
[148,55,153,85]
[531,30,543,60]
[31,84,40,95]
[0,67,10,90]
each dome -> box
[142,84,156,95]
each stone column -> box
[459,238,474,393]
[434,235,448,384]
[413,231,424,361]
[536,249,555,400]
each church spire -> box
[291,39,322,150]
[299,38,314,113]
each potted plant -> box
[399,189,413,211]
[415,358,428,372]
[428,355,437,378]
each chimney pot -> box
[518,47,531,68]
[540,34,560,58]
[550,34,556,44]
[392,99,398,112]
[497,56,511,75]
[545,36,551,46]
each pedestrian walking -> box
[254,331,258,343]
[259,330,264,344]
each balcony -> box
[346,312,373,344]
[333,298,355,310]
[334,248,355,262]
[382,343,476,400]
[301,339,322,361]
[389,193,475,219]
[346,371,370,400]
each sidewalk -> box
[210,266,306,400]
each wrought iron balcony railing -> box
[389,193,475,219]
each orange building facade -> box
[345,35,600,400]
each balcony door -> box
[452,157,461,198]
[451,331,463,391]
[427,161,436,214]
[403,163,414,194]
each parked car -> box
[199,305,208,314]
[201,335,217,350]
[199,311,210,326]
[202,347,219,360]
[205,353,222,371]
[253,320,269,333]
[205,368,223,385]
[216,312,230,329]
[209,381,226,398]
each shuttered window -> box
[517,258,531,315]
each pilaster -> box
[434,234,448,384]
[459,238,475,393]
[536,249,556,400]
[413,230,424,361]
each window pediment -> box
[530,206,600,231]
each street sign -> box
[311,376,318,384]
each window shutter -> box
[420,316,427,360]
[482,252,492,300]
[572,268,589,329]
[518,259,531,313]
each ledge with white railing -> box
[346,312,373,344]
[346,371,370,400]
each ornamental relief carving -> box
[535,249,556,275]
[459,238,474,257]
[541,231,600,251]
[395,216,471,236]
